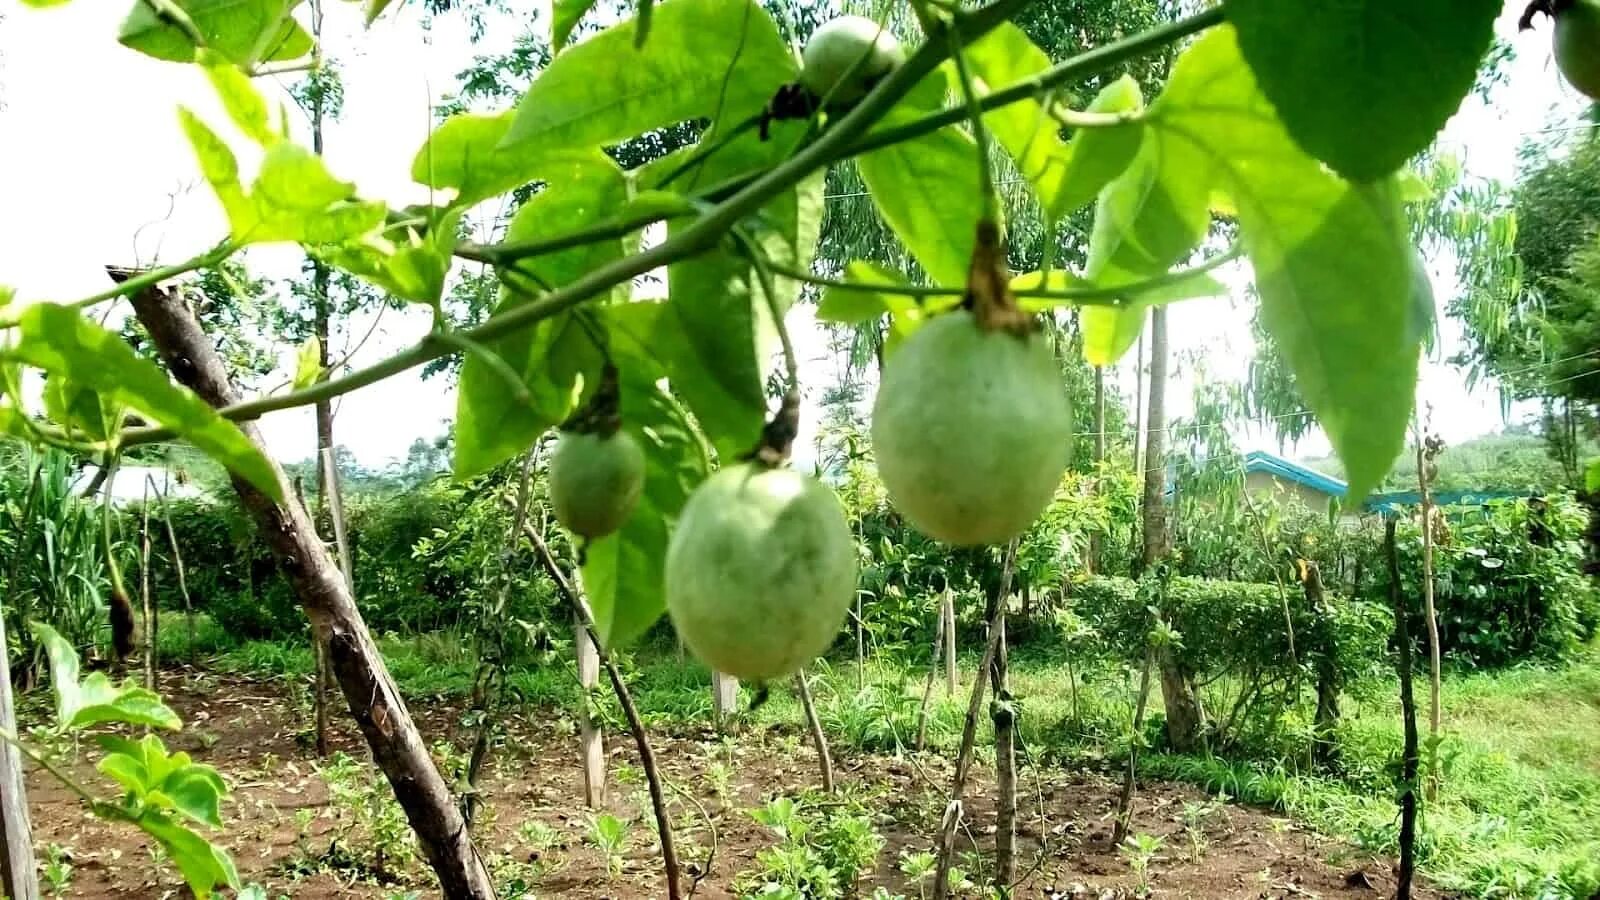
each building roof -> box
[1243,450,1348,498]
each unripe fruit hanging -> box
[799,16,904,107]
[871,310,1074,546]
[549,430,646,539]
[1555,0,1600,99]
[665,463,856,681]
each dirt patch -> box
[18,670,1434,898]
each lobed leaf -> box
[504,0,795,152]
[7,306,283,501]
[119,0,311,67]
[28,623,183,732]
[1229,0,1499,181]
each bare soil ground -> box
[19,670,1435,898]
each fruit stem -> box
[747,389,801,468]
[964,220,1030,335]
[562,363,623,438]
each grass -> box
[153,613,1600,899]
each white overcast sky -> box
[1,1,1593,473]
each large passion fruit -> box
[665,463,856,681]
[870,310,1074,546]
[799,15,904,107]
[549,430,646,539]
[1556,0,1600,99]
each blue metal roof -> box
[1364,489,1526,515]
[1243,450,1348,498]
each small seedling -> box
[586,812,629,877]
[1119,833,1164,896]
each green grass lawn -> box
[162,615,1600,898]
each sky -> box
[0,0,1594,475]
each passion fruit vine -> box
[665,462,856,681]
[549,429,646,539]
[1522,0,1600,100]
[799,15,905,107]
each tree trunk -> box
[139,479,157,692]
[1386,519,1419,900]
[1133,328,1145,480]
[125,279,495,899]
[1113,647,1154,846]
[1089,365,1106,574]
[990,614,1016,891]
[943,589,957,696]
[1140,308,1201,751]
[576,611,607,807]
[309,0,337,765]
[932,541,1016,900]
[0,607,41,900]
[1415,436,1441,801]
[1305,562,1340,769]
[318,447,354,760]
[795,670,834,793]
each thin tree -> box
[1386,519,1420,900]
[1140,307,1202,750]
[795,670,835,793]
[1415,426,1443,800]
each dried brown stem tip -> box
[747,390,802,466]
[963,219,1031,335]
[562,364,623,437]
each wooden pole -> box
[150,474,197,665]
[712,672,739,730]
[139,477,156,692]
[318,446,355,760]
[1387,519,1419,900]
[575,607,607,807]
[0,606,42,900]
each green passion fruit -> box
[665,463,856,681]
[871,310,1074,546]
[549,430,646,539]
[799,15,904,107]
[1556,0,1600,100]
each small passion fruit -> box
[799,15,904,107]
[871,310,1074,546]
[665,463,856,681]
[549,430,646,539]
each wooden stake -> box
[0,607,41,900]
[575,607,607,807]
[712,672,739,730]
[942,589,957,696]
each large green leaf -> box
[96,734,227,828]
[7,306,283,502]
[503,0,794,151]
[315,205,461,306]
[1229,0,1498,182]
[660,131,824,460]
[118,0,312,66]
[1160,28,1421,501]
[453,155,627,478]
[552,0,601,52]
[582,332,708,647]
[29,623,183,732]
[964,24,1069,213]
[199,53,277,146]
[412,113,586,209]
[814,260,958,358]
[858,67,983,288]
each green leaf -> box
[7,306,283,502]
[118,0,312,67]
[453,155,627,479]
[28,623,183,731]
[21,0,73,8]
[964,24,1070,213]
[292,336,321,389]
[199,53,277,146]
[858,67,983,287]
[43,377,124,442]
[315,206,461,306]
[816,261,907,325]
[552,0,601,52]
[136,812,239,898]
[1229,0,1498,181]
[1585,458,1600,494]
[1049,76,1145,220]
[503,0,795,151]
[363,0,395,24]
[412,113,589,209]
[178,108,252,226]
[1164,28,1421,500]
[581,356,708,647]
[661,131,824,459]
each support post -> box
[1,608,41,900]
[575,609,606,807]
